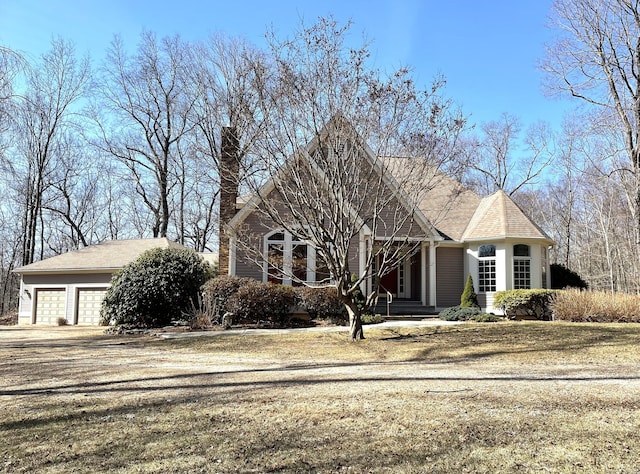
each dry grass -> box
[553,289,640,322]
[1,322,640,473]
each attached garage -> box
[14,238,191,326]
[34,289,66,325]
[76,288,108,325]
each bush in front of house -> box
[201,275,254,319]
[550,263,588,289]
[552,288,640,322]
[295,286,348,323]
[493,289,556,321]
[460,274,480,308]
[439,305,482,321]
[100,248,211,328]
[226,281,296,326]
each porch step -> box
[374,299,437,316]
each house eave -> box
[13,267,120,275]
[462,235,555,245]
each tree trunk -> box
[345,303,364,341]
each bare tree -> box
[0,46,25,161]
[465,113,554,196]
[8,39,90,265]
[233,18,467,340]
[544,0,640,248]
[95,32,197,238]
[188,34,269,255]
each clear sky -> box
[0,0,572,132]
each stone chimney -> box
[219,127,239,275]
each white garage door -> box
[35,289,66,325]
[76,288,108,325]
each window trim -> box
[263,230,316,285]
[512,244,531,290]
[478,257,496,293]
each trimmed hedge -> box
[201,275,254,318]
[226,281,296,326]
[295,286,348,323]
[493,289,556,321]
[100,248,211,327]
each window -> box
[479,244,496,258]
[291,243,308,287]
[266,233,285,283]
[478,245,496,292]
[513,244,531,289]
[264,230,324,285]
[478,259,496,292]
[513,259,531,289]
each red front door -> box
[379,263,398,296]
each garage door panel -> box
[35,289,66,325]
[77,288,107,325]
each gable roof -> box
[228,117,442,240]
[462,190,553,242]
[14,238,186,274]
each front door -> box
[379,265,398,297]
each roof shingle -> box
[14,238,186,274]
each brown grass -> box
[553,288,640,322]
[1,322,640,473]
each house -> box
[220,122,553,314]
[13,238,192,325]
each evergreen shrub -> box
[439,305,482,321]
[295,286,347,323]
[100,248,211,327]
[226,281,296,326]
[493,289,556,320]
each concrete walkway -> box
[159,319,462,339]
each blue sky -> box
[0,0,572,132]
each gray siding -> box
[436,247,464,308]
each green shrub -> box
[460,274,480,308]
[361,313,385,324]
[226,281,296,326]
[470,314,503,323]
[439,305,482,321]
[493,289,556,320]
[551,264,588,289]
[552,289,640,322]
[295,286,347,323]
[100,248,211,328]
[201,275,254,318]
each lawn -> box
[1,322,640,473]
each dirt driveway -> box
[2,323,640,473]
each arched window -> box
[264,230,318,286]
[513,244,531,289]
[479,244,496,258]
[478,244,496,292]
